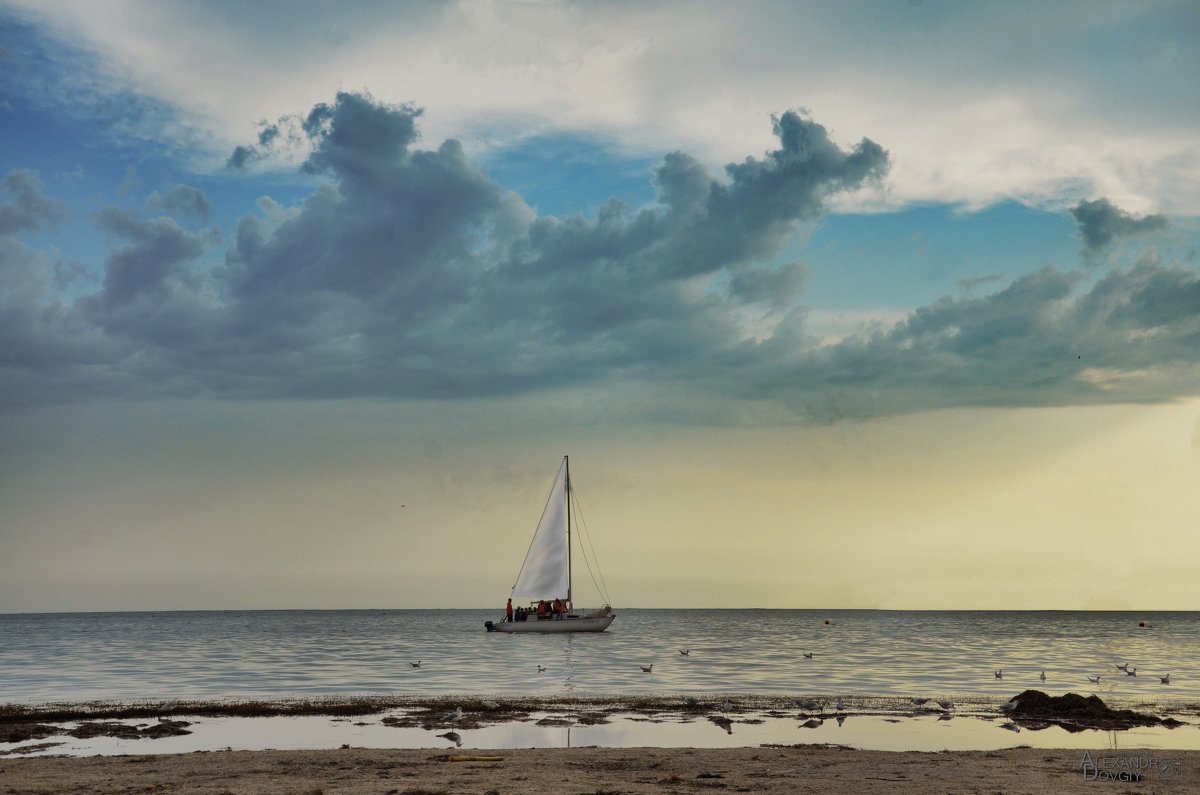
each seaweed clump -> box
[1008,690,1183,731]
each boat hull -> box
[487,614,615,633]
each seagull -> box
[437,731,462,747]
[1160,674,1171,684]
[1116,663,1129,672]
[834,698,846,712]
[1000,699,1019,713]
[640,664,653,673]
[411,661,421,668]
[911,697,930,708]
[1126,667,1137,677]
[1087,675,1101,684]
[537,664,547,672]
[444,706,463,722]
[683,697,700,707]
[994,669,1003,679]
[481,700,499,710]
[679,649,690,656]
[802,652,814,659]
[717,700,733,713]
[795,699,823,713]
[1039,670,1046,682]
[937,699,954,712]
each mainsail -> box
[510,458,569,599]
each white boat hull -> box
[488,614,615,633]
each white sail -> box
[510,458,569,599]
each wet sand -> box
[5,745,1198,794]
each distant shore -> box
[6,745,1199,794]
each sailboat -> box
[485,456,615,633]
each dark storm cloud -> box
[5,94,1200,419]
[1071,197,1168,255]
[0,170,68,234]
[147,184,212,221]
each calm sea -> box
[1,609,1195,704]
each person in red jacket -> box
[505,598,513,622]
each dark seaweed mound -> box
[1008,690,1182,731]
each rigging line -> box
[568,487,604,603]
[571,488,611,600]
[570,487,611,605]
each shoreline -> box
[4,693,1198,760]
[5,745,1198,794]
[6,691,1198,719]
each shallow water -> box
[6,708,1198,757]
[2,609,1194,704]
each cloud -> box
[147,184,212,221]
[10,1,1200,212]
[4,95,1200,421]
[1071,197,1168,256]
[0,170,68,235]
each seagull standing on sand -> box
[911,698,930,709]
[834,698,846,713]
[718,700,733,713]
[937,699,954,712]
[444,706,463,722]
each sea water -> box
[2,608,1196,704]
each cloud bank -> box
[2,93,1195,419]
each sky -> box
[2,0,1199,613]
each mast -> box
[565,454,572,607]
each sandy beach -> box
[4,745,1197,794]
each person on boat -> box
[506,598,513,622]
[553,599,565,619]
[515,605,524,622]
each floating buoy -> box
[824,619,833,625]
